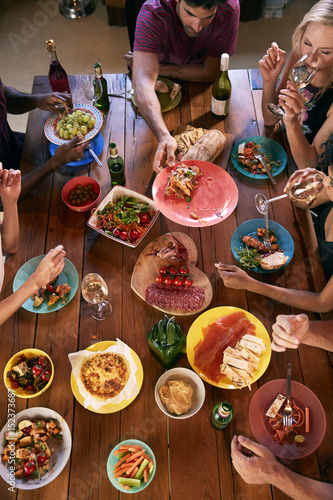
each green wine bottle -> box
[94,62,110,111]
[108,143,126,187]
[210,401,233,430]
[211,53,231,120]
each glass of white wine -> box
[267,53,319,118]
[82,74,102,108]
[81,273,112,321]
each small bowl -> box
[4,348,54,399]
[155,367,205,419]
[87,185,160,248]
[62,176,101,213]
[107,439,156,493]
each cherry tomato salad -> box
[7,354,52,393]
[155,265,193,286]
[93,196,155,243]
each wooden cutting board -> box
[131,232,213,316]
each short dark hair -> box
[180,0,226,10]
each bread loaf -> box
[174,125,206,154]
[260,252,288,270]
[182,129,226,163]
[154,79,169,93]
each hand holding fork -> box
[282,362,293,427]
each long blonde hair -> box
[292,0,333,96]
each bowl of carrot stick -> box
[107,439,156,493]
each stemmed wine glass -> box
[81,273,112,321]
[82,74,102,107]
[267,53,319,118]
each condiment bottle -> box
[94,62,110,111]
[211,53,231,120]
[46,39,73,108]
[108,143,126,186]
[210,401,233,430]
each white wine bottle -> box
[211,53,231,119]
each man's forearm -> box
[158,62,218,82]
[4,86,38,114]
[19,158,61,200]
[302,320,333,351]
[134,87,169,140]
[271,464,333,500]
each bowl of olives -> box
[62,176,101,212]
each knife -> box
[254,153,277,186]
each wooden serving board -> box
[131,232,213,316]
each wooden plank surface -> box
[0,70,331,500]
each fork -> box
[263,211,272,250]
[85,144,102,167]
[282,362,293,427]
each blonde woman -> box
[259,0,333,172]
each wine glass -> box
[267,53,319,118]
[81,273,112,321]
[82,74,102,107]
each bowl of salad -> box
[4,348,54,399]
[87,186,160,248]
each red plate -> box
[152,160,238,227]
[249,379,326,459]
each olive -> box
[76,184,82,189]
[76,199,81,205]
[81,197,87,203]
[70,189,75,195]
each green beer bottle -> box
[210,401,233,430]
[94,62,109,111]
[108,143,126,187]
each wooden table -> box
[1,71,332,500]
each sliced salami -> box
[145,284,205,312]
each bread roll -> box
[174,125,206,154]
[154,79,169,93]
[260,252,288,270]
[182,129,226,163]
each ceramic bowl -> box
[62,176,101,212]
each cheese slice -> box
[238,142,245,155]
[223,353,254,374]
[265,394,286,418]
[239,335,266,356]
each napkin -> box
[68,339,138,410]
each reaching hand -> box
[153,134,178,174]
[30,245,66,291]
[35,92,72,114]
[271,313,310,352]
[52,134,88,166]
[215,263,250,290]
[0,164,21,204]
[231,435,280,485]
[259,42,286,84]
[278,81,305,124]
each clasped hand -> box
[35,92,72,115]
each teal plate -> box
[231,136,287,179]
[107,439,156,493]
[13,256,79,313]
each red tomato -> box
[174,276,185,286]
[139,213,150,225]
[246,141,254,148]
[129,229,140,241]
[11,380,20,389]
[37,452,48,464]
[120,231,128,241]
[32,365,43,377]
[24,384,34,392]
[155,274,164,284]
[113,228,120,238]
[23,461,36,476]
[163,276,174,285]
[18,354,26,363]
[159,266,168,275]
[185,276,193,286]
[168,266,178,275]
[179,266,189,275]
[22,426,32,433]
[47,284,56,293]
[42,370,51,382]
[38,357,48,368]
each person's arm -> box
[133,51,177,173]
[3,83,71,115]
[231,435,333,500]
[0,245,66,326]
[0,167,21,253]
[216,264,333,313]
[158,54,220,82]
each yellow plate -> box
[70,341,144,413]
[186,306,271,389]
[131,77,182,113]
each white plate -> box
[0,407,71,490]
[44,103,103,146]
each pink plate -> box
[249,379,326,459]
[152,160,239,227]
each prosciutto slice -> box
[156,233,188,262]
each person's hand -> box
[124,51,133,73]
[52,134,88,166]
[259,42,286,84]
[279,81,305,124]
[322,171,333,202]
[0,163,21,204]
[271,313,310,352]
[30,245,66,291]
[231,435,280,485]
[284,167,325,206]
[215,263,250,290]
[34,92,72,114]
[153,134,178,174]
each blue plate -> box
[231,136,287,179]
[107,439,156,493]
[231,219,294,273]
[49,132,104,167]
[13,256,79,313]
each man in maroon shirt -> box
[129,0,240,172]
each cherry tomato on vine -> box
[139,214,150,225]
[38,357,48,368]
[23,461,37,476]
[168,266,178,275]
[246,141,254,148]
[11,380,20,389]
[42,370,51,382]
[158,266,168,275]
[163,276,174,285]
[37,452,48,464]
[24,384,34,392]
[155,274,164,284]
[32,365,43,377]
[184,276,193,286]
[179,266,189,275]
[174,276,185,286]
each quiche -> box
[80,353,129,400]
